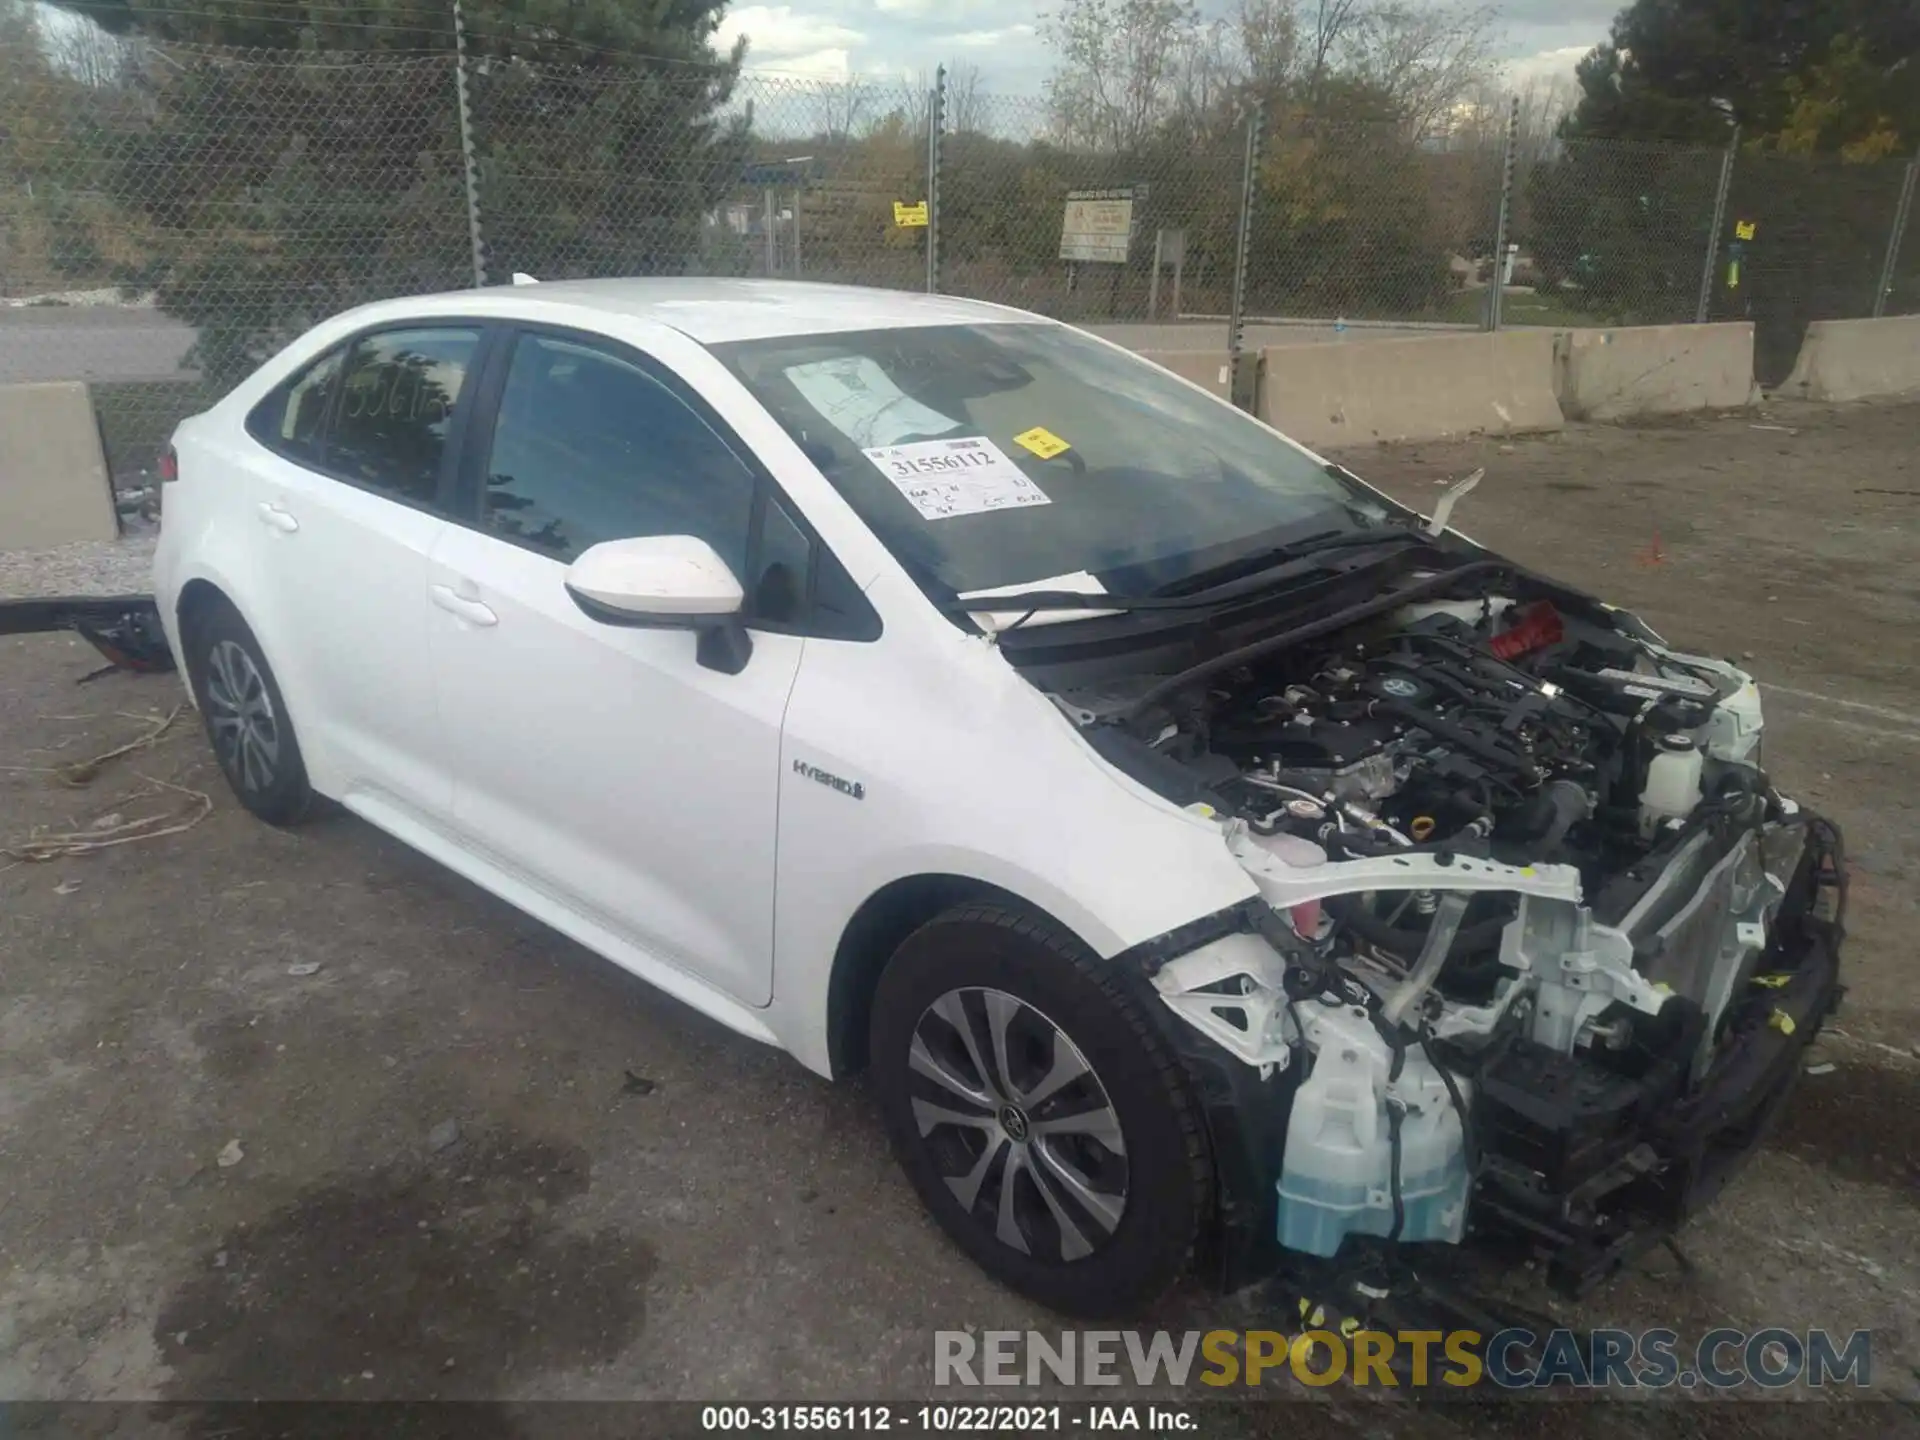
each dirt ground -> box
[1,400,1916,1431]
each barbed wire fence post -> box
[451,0,489,288]
[926,63,946,294]
[1695,126,1740,324]
[1873,147,1919,319]
[1227,105,1263,413]
[1484,95,1519,332]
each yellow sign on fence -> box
[893,200,929,228]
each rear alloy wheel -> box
[186,603,316,825]
[871,903,1210,1316]
[205,639,281,796]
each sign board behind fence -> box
[893,200,929,228]
[1060,189,1138,263]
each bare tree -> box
[810,78,876,147]
[1042,0,1201,152]
[1239,0,1303,102]
[883,74,933,142]
[1040,0,1503,147]
[1165,14,1240,139]
[1305,0,1364,100]
[1342,2,1500,139]
[945,61,987,136]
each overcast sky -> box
[717,0,1621,94]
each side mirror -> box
[565,536,753,674]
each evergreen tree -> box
[44,0,748,387]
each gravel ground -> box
[0,400,1916,1433]
[0,530,157,601]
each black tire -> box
[183,600,317,826]
[869,902,1211,1317]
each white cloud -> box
[764,47,857,81]
[947,24,1035,48]
[718,6,866,64]
[877,0,1014,12]
[1503,45,1590,88]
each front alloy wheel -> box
[871,903,1209,1316]
[909,987,1129,1263]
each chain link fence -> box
[3,32,1918,484]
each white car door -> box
[425,325,869,1007]
[235,323,484,817]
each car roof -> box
[375,278,1051,346]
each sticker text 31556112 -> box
[863,437,1052,521]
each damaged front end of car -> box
[1030,559,1847,1299]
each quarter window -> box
[328,327,481,506]
[245,347,343,464]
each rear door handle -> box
[256,502,299,533]
[430,583,498,628]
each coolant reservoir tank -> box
[1640,733,1704,837]
[1245,830,1327,936]
[1248,831,1327,870]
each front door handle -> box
[430,583,498,628]
[256,502,299,533]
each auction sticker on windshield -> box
[863,437,1052,521]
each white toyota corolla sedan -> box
[153,279,1844,1317]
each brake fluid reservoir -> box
[1640,734,1704,837]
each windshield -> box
[711,323,1388,600]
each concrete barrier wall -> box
[1139,349,1233,399]
[1553,322,1755,420]
[1778,315,1920,402]
[1257,330,1563,448]
[0,381,118,553]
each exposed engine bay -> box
[1036,575,1846,1294]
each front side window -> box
[328,327,481,506]
[481,333,756,576]
[712,323,1388,599]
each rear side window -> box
[328,327,482,506]
[246,347,343,464]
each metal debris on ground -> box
[216,1139,245,1169]
[0,595,175,676]
[287,961,322,978]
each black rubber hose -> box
[1329,893,1508,963]
[1419,1029,1480,1179]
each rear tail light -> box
[158,446,179,484]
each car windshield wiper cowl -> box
[942,524,1431,620]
